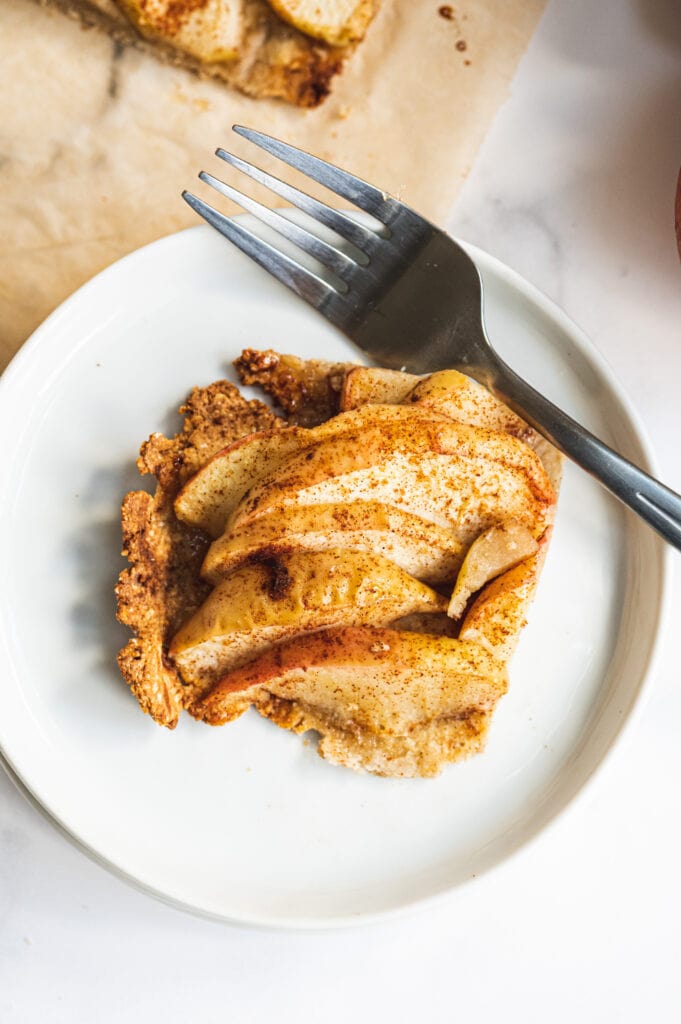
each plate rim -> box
[0,223,671,930]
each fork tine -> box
[215,148,375,259]
[182,191,345,311]
[232,125,397,223]
[198,171,357,278]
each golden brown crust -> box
[234,347,351,425]
[152,378,283,485]
[33,0,352,107]
[116,489,209,728]
[255,692,492,778]
[115,380,280,727]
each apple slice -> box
[174,426,306,538]
[118,0,242,62]
[405,369,532,437]
[448,521,539,619]
[340,367,562,497]
[202,501,465,585]
[193,625,507,737]
[265,0,377,46]
[231,417,556,544]
[459,545,545,661]
[174,403,449,536]
[170,550,446,694]
[405,370,563,493]
[340,367,418,411]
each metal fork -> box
[183,125,681,552]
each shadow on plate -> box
[63,460,156,733]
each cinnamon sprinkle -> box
[139,0,210,38]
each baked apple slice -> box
[117,0,243,62]
[174,404,448,536]
[405,369,531,438]
[459,547,545,661]
[339,366,562,494]
[266,0,377,46]
[193,625,507,776]
[340,366,418,411]
[202,501,465,585]
[448,521,539,619]
[174,426,306,538]
[230,416,555,542]
[170,549,446,694]
[406,370,563,492]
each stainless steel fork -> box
[183,125,681,552]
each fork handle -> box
[486,357,681,552]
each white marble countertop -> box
[2,0,680,1019]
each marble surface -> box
[1,0,680,1020]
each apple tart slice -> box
[39,1,380,108]
[116,349,560,776]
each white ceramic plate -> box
[0,223,668,928]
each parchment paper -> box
[0,0,545,367]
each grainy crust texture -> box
[33,0,374,106]
[115,380,280,727]
[234,348,351,425]
[255,692,493,778]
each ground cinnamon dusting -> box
[138,0,209,37]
